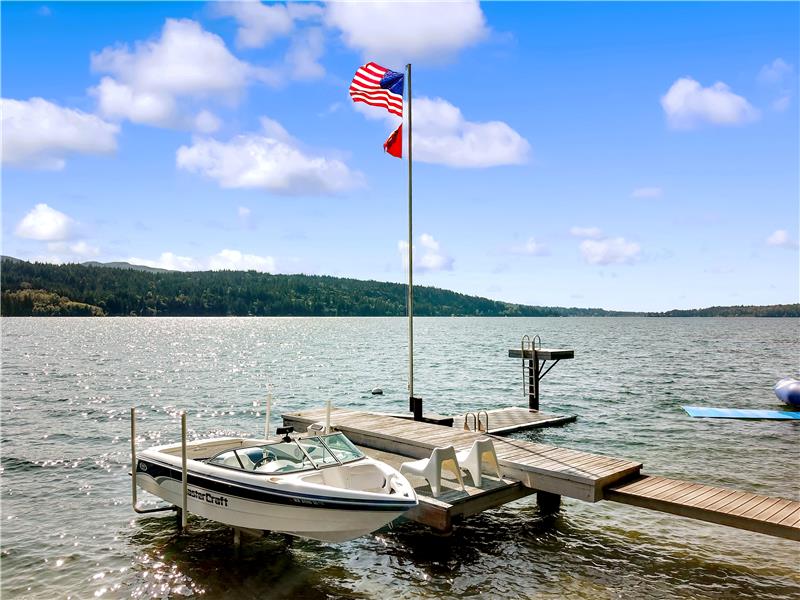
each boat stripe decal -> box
[136,458,416,512]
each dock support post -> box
[537,491,561,514]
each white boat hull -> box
[135,438,416,542]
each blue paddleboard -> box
[683,406,800,420]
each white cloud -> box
[15,204,75,241]
[758,58,793,85]
[359,96,529,167]
[90,76,176,127]
[580,237,640,265]
[215,1,294,48]
[237,206,256,229]
[89,19,276,130]
[398,233,453,272]
[319,102,342,117]
[128,249,276,272]
[570,226,603,239]
[209,249,276,272]
[214,1,323,49]
[326,1,487,64]
[510,237,549,256]
[758,59,795,112]
[128,252,200,271]
[766,229,799,249]
[176,117,362,195]
[1,97,118,170]
[194,110,221,133]
[286,27,326,81]
[631,187,663,199]
[661,77,759,129]
[412,97,529,167]
[46,240,100,257]
[772,94,791,112]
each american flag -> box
[349,62,404,117]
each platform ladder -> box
[519,334,571,411]
[462,410,490,433]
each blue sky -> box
[2,1,798,311]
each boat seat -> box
[455,438,501,487]
[399,446,464,498]
[255,459,296,473]
[347,464,386,493]
[321,466,350,489]
[224,452,255,471]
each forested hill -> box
[0,258,628,317]
[1,258,797,317]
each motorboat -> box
[134,427,417,542]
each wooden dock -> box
[284,407,641,503]
[284,408,800,540]
[452,406,576,434]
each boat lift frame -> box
[130,407,188,530]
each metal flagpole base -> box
[409,396,423,421]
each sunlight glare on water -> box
[1,317,798,599]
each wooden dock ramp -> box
[606,475,800,541]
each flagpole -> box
[406,63,418,420]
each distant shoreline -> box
[2,257,798,318]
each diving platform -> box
[282,408,800,540]
[454,406,576,434]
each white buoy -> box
[371,387,383,395]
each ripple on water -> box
[1,317,799,599]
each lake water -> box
[1,317,798,599]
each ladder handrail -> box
[463,412,477,431]
[477,410,489,433]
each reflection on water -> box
[1,317,798,599]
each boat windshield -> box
[206,433,363,475]
[318,432,364,463]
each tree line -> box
[1,258,797,318]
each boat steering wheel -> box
[253,451,278,470]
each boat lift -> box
[130,407,187,529]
